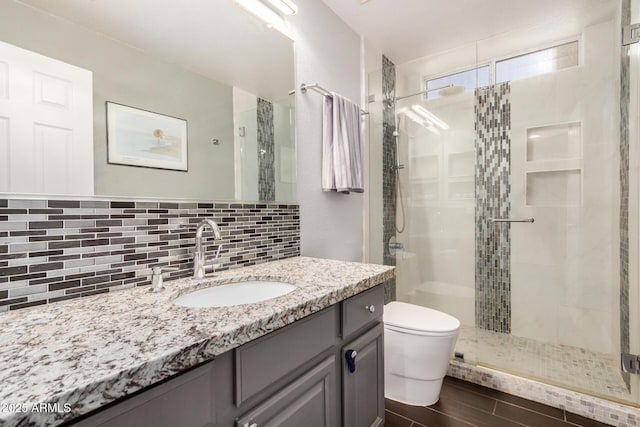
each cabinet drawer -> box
[235,305,338,407]
[236,356,336,427]
[341,284,383,338]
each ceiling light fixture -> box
[411,105,449,130]
[266,0,298,15]
[234,0,291,35]
[403,111,424,125]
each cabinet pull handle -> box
[365,304,375,313]
[243,423,258,427]
[345,349,357,373]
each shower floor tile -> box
[455,325,631,403]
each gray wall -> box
[290,0,364,262]
[0,1,235,200]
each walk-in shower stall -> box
[368,0,640,405]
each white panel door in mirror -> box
[0,40,93,195]
[0,61,7,100]
[0,117,7,191]
[34,72,71,109]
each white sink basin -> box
[173,280,296,308]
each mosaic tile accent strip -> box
[382,54,397,303]
[258,97,275,201]
[475,82,511,333]
[0,197,299,312]
[448,360,640,427]
[620,0,631,391]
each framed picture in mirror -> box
[106,102,188,171]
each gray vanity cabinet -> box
[69,284,385,427]
[233,284,384,427]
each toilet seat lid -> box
[384,301,460,333]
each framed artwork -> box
[106,102,188,171]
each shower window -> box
[425,40,579,97]
[426,65,490,99]
[495,40,579,83]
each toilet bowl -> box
[384,301,460,406]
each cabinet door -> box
[342,323,384,427]
[71,362,215,427]
[236,356,336,427]
[234,305,338,407]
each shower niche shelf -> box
[524,122,583,207]
[410,154,439,182]
[410,180,439,203]
[448,177,474,200]
[525,169,582,207]
[448,151,474,178]
[526,122,581,162]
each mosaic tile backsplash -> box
[0,197,300,312]
[475,82,512,333]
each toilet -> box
[384,301,460,406]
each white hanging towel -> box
[322,92,364,194]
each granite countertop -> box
[0,256,394,426]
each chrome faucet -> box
[193,219,223,279]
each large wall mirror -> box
[0,0,295,202]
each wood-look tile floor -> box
[384,377,613,427]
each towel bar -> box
[490,218,535,223]
[289,82,369,115]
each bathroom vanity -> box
[74,285,384,427]
[0,257,393,427]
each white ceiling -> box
[321,0,618,64]
[14,0,294,101]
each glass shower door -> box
[392,92,476,327]
[625,0,640,406]
[473,6,635,403]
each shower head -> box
[438,85,465,97]
[388,83,455,106]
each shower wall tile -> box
[258,98,275,201]
[620,0,631,391]
[382,54,396,303]
[475,82,512,333]
[0,197,300,312]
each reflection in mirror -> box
[0,0,295,202]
